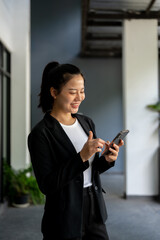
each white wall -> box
[123,19,159,196]
[0,0,30,169]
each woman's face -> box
[51,74,85,114]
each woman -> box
[28,61,123,240]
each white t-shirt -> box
[60,118,94,188]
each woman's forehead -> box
[65,75,84,87]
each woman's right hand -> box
[80,131,105,162]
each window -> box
[0,42,11,203]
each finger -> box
[118,139,124,147]
[108,155,117,161]
[101,145,108,155]
[109,146,118,156]
[96,148,102,153]
[105,141,110,146]
[93,143,104,154]
[112,143,119,152]
[96,138,106,145]
[92,139,105,149]
[95,142,104,149]
[102,141,110,154]
[88,131,93,141]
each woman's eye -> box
[69,91,85,95]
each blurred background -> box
[0,0,160,239]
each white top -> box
[60,118,94,188]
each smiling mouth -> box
[71,103,80,108]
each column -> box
[123,19,159,196]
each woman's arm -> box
[92,154,115,174]
[28,130,89,195]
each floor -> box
[0,173,160,240]
[101,174,160,240]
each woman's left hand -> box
[103,139,124,163]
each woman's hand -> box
[103,139,124,163]
[80,131,105,162]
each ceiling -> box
[81,0,160,57]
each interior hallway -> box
[0,173,160,240]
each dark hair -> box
[38,61,84,113]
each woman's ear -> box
[50,87,57,99]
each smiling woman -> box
[28,61,123,240]
[50,74,85,124]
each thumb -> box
[88,131,93,141]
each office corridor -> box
[0,174,160,240]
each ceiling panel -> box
[81,0,160,57]
[90,0,160,11]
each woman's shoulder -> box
[28,118,46,138]
[30,112,58,132]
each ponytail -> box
[38,62,60,113]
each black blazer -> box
[28,112,114,239]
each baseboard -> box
[123,192,160,202]
[104,172,124,175]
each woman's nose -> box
[75,92,81,101]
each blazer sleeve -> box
[28,129,89,195]
[92,155,115,174]
[88,118,115,174]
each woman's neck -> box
[50,110,76,125]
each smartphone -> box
[102,130,129,156]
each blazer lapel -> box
[75,115,89,136]
[44,112,95,156]
[44,113,77,155]
[75,114,96,138]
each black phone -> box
[102,130,129,156]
